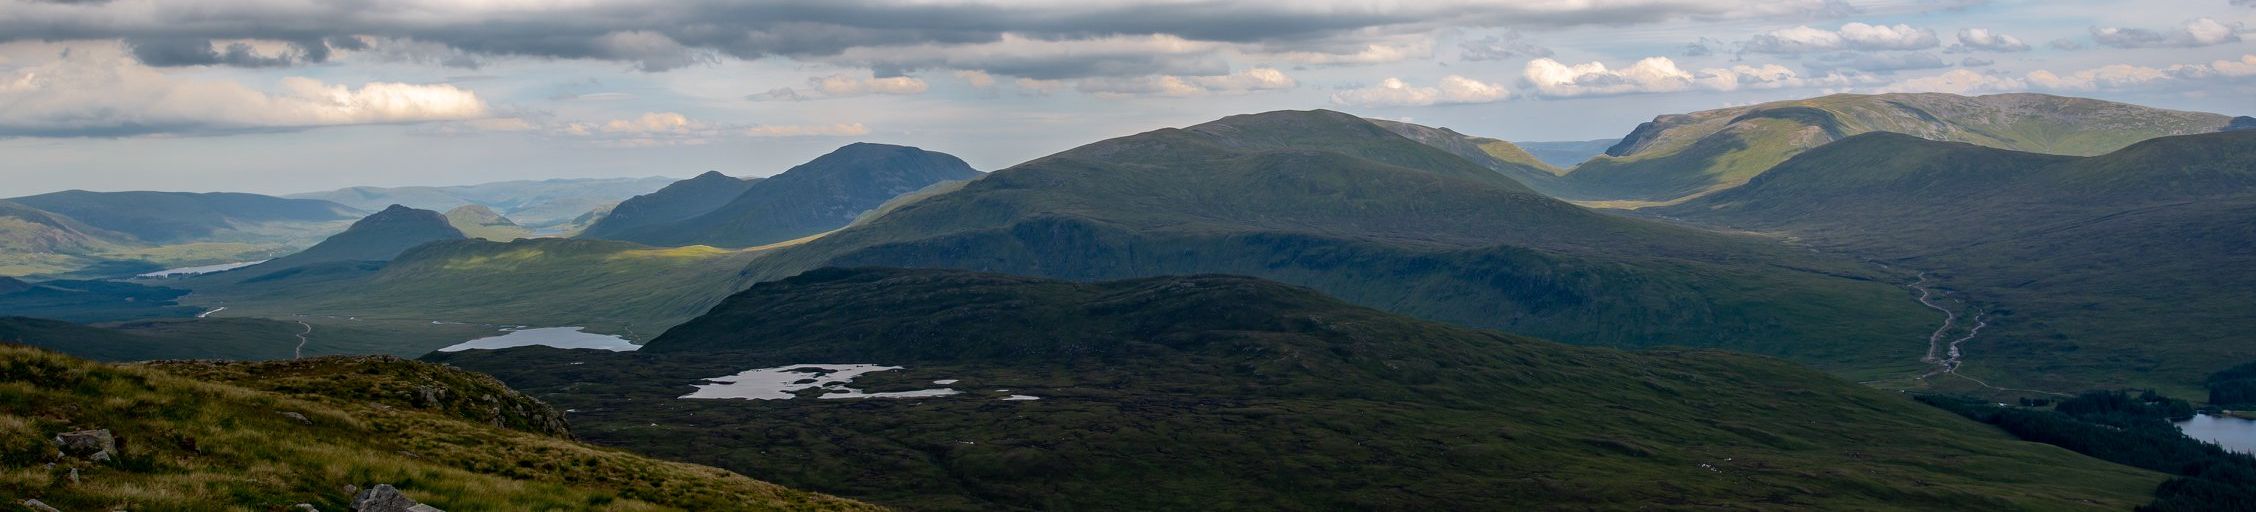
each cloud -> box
[1330,75,1511,107]
[0,48,487,137]
[1072,68,1297,97]
[1520,57,1859,97]
[468,112,870,146]
[1807,52,1948,73]
[1948,28,2030,52]
[2092,18,2245,48]
[1960,57,1994,67]
[2049,38,2086,51]
[954,70,996,88]
[747,73,930,101]
[1268,39,1434,66]
[1882,54,2256,94]
[0,0,1880,77]
[1742,22,1940,54]
[1457,32,1553,61]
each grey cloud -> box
[1458,32,1552,61]
[2049,38,2086,50]
[1959,56,1994,67]
[2091,18,2244,48]
[126,37,327,67]
[0,0,1874,78]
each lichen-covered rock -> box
[22,499,60,512]
[54,429,116,462]
[351,484,445,512]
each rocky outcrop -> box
[54,429,117,462]
[351,484,445,512]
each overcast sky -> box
[2,0,2252,196]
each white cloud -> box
[0,48,487,137]
[1268,39,1435,65]
[1950,28,2030,52]
[1743,22,1940,54]
[1330,75,1512,107]
[2092,18,2246,48]
[1878,69,2026,94]
[1882,54,2256,94]
[1521,57,1859,98]
[1074,68,1297,97]
[954,70,996,88]
[747,73,929,101]
[480,112,869,146]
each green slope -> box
[0,279,201,323]
[1654,131,2256,394]
[738,109,1935,377]
[578,171,760,239]
[234,205,467,274]
[0,200,133,276]
[431,268,2161,511]
[588,143,981,248]
[178,238,764,340]
[444,204,537,241]
[1366,118,1568,190]
[0,345,873,511]
[0,316,491,361]
[1555,92,2235,206]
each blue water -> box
[2176,414,2256,455]
[436,327,641,352]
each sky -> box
[2,0,2252,196]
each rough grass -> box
[0,344,876,511]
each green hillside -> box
[0,316,495,361]
[1517,138,1620,168]
[0,200,133,276]
[232,205,467,274]
[0,279,201,323]
[578,171,760,239]
[1655,131,2256,394]
[1553,92,2235,206]
[588,143,981,248]
[445,204,537,241]
[737,109,1936,377]
[432,268,2160,511]
[1366,118,1567,190]
[0,344,873,511]
[178,238,763,340]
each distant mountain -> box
[577,171,760,240]
[1366,118,1565,190]
[1556,92,2236,205]
[0,200,132,276]
[444,204,535,241]
[1515,138,1620,169]
[1656,130,2256,392]
[243,205,466,272]
[0,345,873,510]
[289,177,675,228]
[6,190,360,243]
[737,110,1935,374]
[588,143,981,248]
[432,267,2158,510]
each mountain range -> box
[1536,92,2237,206]
[289,176,675,230]
[581,143,981,248]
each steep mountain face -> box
[0,345,873,511]
[578,171,760,240]
[433,268,2159,511]
[1554,92,2236,205]
[1366,118,1566,191]
[6,190,360,243]
[1656,131,2256,392]
[593,144,982,248]
[245,205,466,271]
[738,110,1934,376]
[444,204,535,241]
[290,177,674,228]
[1516,138,1621,168]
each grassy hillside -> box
[0,200,134,276]
[179,238,764,340]
[445,204,537,241]
[228,205,467,275]
[1555,92,2234,206]
[592,143,981,248]
[0,279,201,323]
[1517,138,1620,168]
[0,344,872,511]
[579,172,761,239]
[738,109,1936,378]
[1654,131,2256,394]
[1364,119,1565,188]
[433,268,2160,511]
[0,316,498,361]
